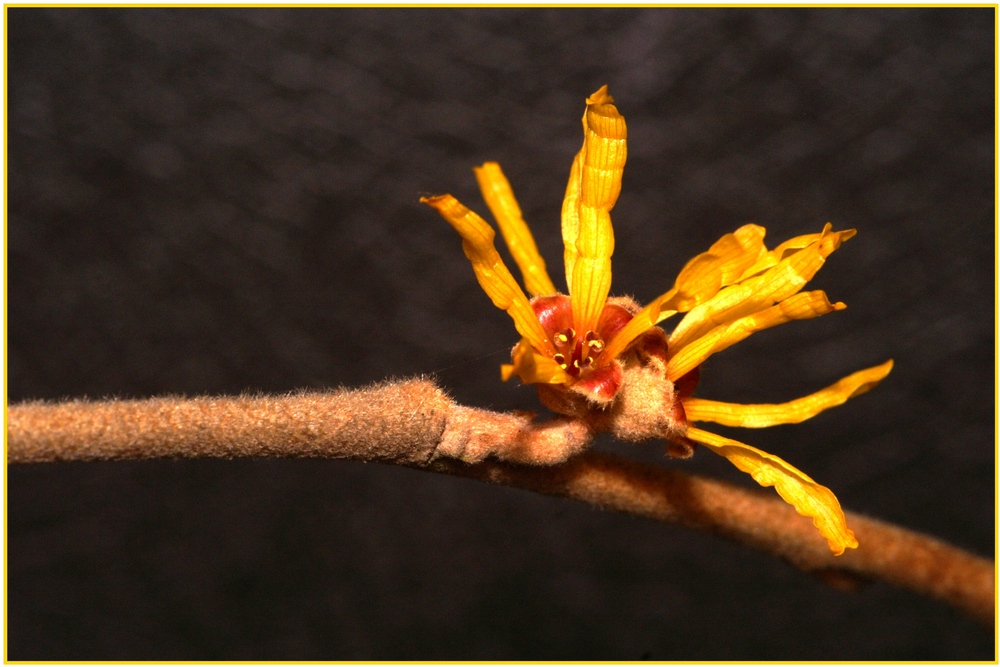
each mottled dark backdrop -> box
[7,7,994,660]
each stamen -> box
[555,332,569,344]
[554,353,567,369]
[588,339,604,353]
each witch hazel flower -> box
[422,86,892,556]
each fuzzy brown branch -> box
[6,378,994,627]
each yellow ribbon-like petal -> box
[667,223,768,314]
[668,225,854,354]
[738,225,858,282]
[474,162,558,297]
[685,426,858,555]
[682,360,894,427]
[561,149,584,295]
[666,291,846,381]
[595,291,678,368]
[422,194,555,357]
[502,337,571,385]
[597,224,768,366]
[570,85,626,336]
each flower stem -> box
[7,378,993,627]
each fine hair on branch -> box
[7,378,993,627]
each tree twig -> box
[6,378,994,627]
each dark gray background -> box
[7,7,994,660]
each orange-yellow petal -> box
[668,225,854,354]
[685,426,858,556]
[667,223,768,314]
[570,85,626,336]
[502,337,571,385]
[474,162,558,297]
[665,291,846,381]
[738,225,858,282]
[422,194,554,357]
[561,149,584,294]
[682,360,894,427]
[596,289,679,366]
[597,224,768,365]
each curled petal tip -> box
[846,359,894,398]
[587,84,613,105]
[832,531,860,556]
[420,194,449,208]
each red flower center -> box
[531,295,633,378]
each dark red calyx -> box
[673,366,701,399]
[570,360,623,406]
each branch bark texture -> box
[7,378,994,627]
